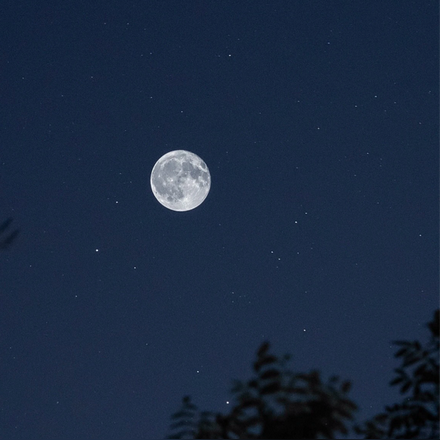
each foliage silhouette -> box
[167,342,357,439]
[355,309,439,439]
[167,310,439,439]
[0,217,19,250]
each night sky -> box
[0,1,438,439]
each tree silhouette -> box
[355,309,439,439]
[168,342,357,439]
[0,217,19,250]
[167,310,439,439]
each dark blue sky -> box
[0,1,438,439]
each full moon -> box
[150,150,211,212]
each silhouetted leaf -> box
[0,217,12,234]
[0,229,19,249]
[395,347,409,357]
[253,354,278,372]
[338,398,358,410]
[286,386,308,395]
[390,376,404,386]
[341,380,351,393]
[376,413,388,423]
[256,341,270,357]
[389,415,403,433]
[259,369,280,381]
[169,420,196,429]
[393,340,411,347]
[336,407,354,419]
[413,363,427,377]
[238,397,260,409]
[248,379,258,388]
[260,381,281,395]
[403,355,422,367]
[171,410,194,420]
[428,310,439,337]
[400,381,411,394]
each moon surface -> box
[150,150,211,211]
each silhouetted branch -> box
[355,309,439,439]
[0,217,19,250]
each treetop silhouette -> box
[167,309,439,439]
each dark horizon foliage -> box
[168,309,439,439]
